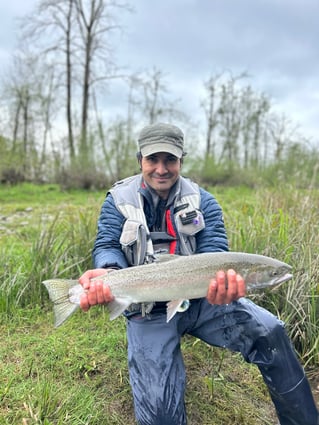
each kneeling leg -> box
[192,298,318,425]
[127,314,187,425]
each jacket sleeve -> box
[92,193,129,269]
[195,188,229,253]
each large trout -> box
[43,252,292,327]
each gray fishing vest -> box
[109,175,205,266]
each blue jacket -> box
[93,178,229,269]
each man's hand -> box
[206,269,246,305]
[78,268,114,312]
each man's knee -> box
[237,298,285,338]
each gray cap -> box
[138,123,185,158]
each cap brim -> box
[140,142,183,158]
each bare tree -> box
[135,67,185,125]
[126,74,141,144]
[200,72,273,170]
[37,65,58,169]
[201,73,222,160]
[65,0,76,160]
[74,0,131,162]
[98,119,137,181]
[250,94,270,167]
[1,47,63,181]
[218,76,242,166]
[20,0,130,165]
[143,68,165,124]
[20,0,77,160]
[239,87,270,168]
[3,53,38,175]
[268,114,297,162]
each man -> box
[79,123,318,425]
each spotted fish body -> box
[43,252,293,327]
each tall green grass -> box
[218,186,319,367]
[0,184,105,313]
[1,209,98,315]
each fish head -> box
[245,261,293,291]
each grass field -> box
[0,183,318,424]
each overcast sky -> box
[1,0,319,145]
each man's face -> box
[141,152,181,199]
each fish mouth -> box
[271,273,293,290]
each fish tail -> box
[42,279,80,327]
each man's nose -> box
[156,161,168,174]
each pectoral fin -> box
[107,298,132,320]
[166,299,190,322]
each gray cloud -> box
[112,0,319,141]
[1,0,319,142]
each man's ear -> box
[136,152,142,169]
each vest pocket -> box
[120,220,147,266]
[175,209,205,255]
[176,209,205,236]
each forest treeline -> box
[0,0,318,189]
